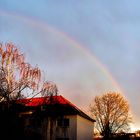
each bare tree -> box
[0,43,59,140]
[0,43,57,104]
[90,92,132,139]
[41,81,58,97]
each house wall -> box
[42,115,77,140]
[77,115,94,140]
[22,114,94,140]
[68,115,77,140]
[55,115,77,140]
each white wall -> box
[77,115,94,140]
[67,115,77,140]
[42,115,94,140]
[55,115,77,140]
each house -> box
[18,95,95,140]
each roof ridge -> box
[59,95,95,122]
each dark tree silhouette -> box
[90,92,132,139]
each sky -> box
[0,0,140,130]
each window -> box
[57,118,69,127]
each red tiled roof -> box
[19,95,77,108]
[19,95,95,122]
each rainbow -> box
[0,9,125,95]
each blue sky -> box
[1,0,140,130]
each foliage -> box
[90,92,132,139]
[0,43,58,103]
